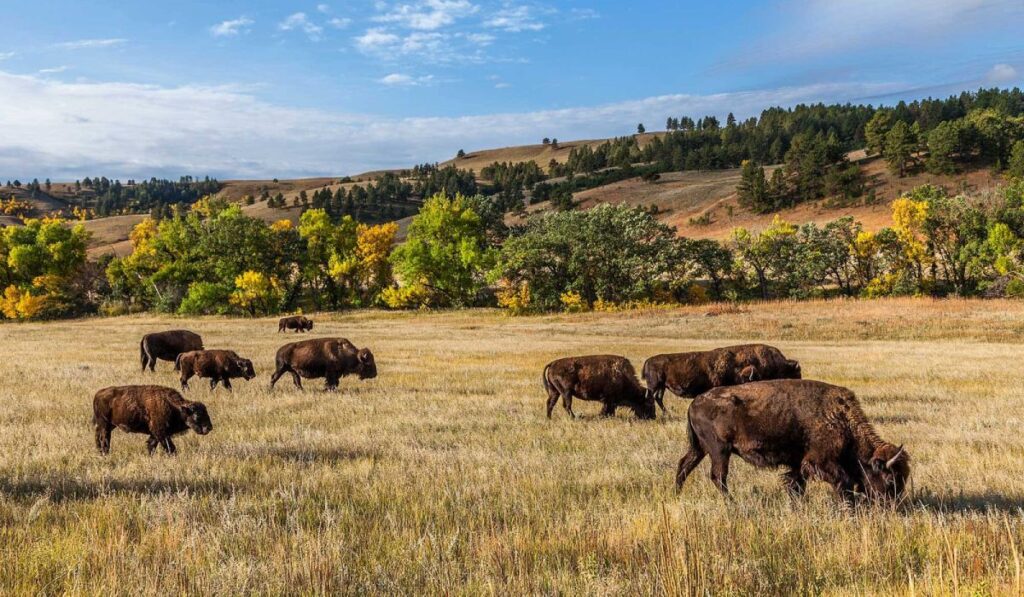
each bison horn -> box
[886,445,905,469]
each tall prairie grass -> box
[1,298,1023,593]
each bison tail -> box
[174,353,182,371]
[686,414,700,452]
[140,338,150,371]
[541,363,552,394]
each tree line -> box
[6,179,1024,321]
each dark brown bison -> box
[643,344,801,412]
[543,355,656,420]
[676,379,910,504]
[269,338,377,391]
[279,315,314,333]
[140,330,204,372]
[176,349,256,391]
[93,385,213,455]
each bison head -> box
[303,319,314,331]
[237,358,256,380]
[181,402,213,435]
[357,348,377,379]
[784,359,802,379]
[862,444,910,502]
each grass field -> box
[2,298,1024,593]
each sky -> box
[1,0,1023,180]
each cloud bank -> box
[0,70,911,180]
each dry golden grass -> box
[2,298,1024,594]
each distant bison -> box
[270,338,377,391]
[176,349,256,391]
[643,344,800,411]
[676,379,909,503]
[93,385,213,455]
[140,330,204,372]
[279,315,314,333]
[543,355,656,420]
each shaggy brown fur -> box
[176,350,256,391]
[269,338,377,391]
[278,315,314,333]
[93,385,212,455]
[642,344,801,411]
[543,355,656,420]
[676,379,910,504]
[140,330,204,372]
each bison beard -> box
[675,379,909,504]
[543,355,656,420]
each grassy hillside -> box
[2,299,1024,592]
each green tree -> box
[389,193,495,308]
[926,120,962,174]
[864,111,892,156]
[1008,140,1024,179]
[884,121,916,177]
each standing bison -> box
[140,330,204,372]
[176,349,256,391]
[543,355,656,420]
[643,344,800,411]
[93,385,213,455]
[676,379,910,503]
[279,315,314,333]
[269,338,377,391]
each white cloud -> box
[210,17,254,37]
[987,63,1019,83]
[0,52,15,61]
[317,4,331,13]
[374,0,479,31]
[55,38,127,50]
[569,8,599,20]
[494,82,510,88]
[378,73,435,86]
[485,5,545,32]
[279,13,324,41]
[355,28,401,52]
[465,33,495,46]
[38,66,69,74]
[328,17,352,29]
[0,70,911,180]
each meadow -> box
[2,298,1024,594]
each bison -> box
[140,330,204,372]
[176,349,256,391]
[676,379,910,504]
[643,344,801,412]
[543,355,656,420]
[279,315,314,333]
[269,338,377,391]
[93,385,213,455]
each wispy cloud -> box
[379,73,435,86]
[328,17,352,29]
[0,70,913,180]
[988,63,1019,83]
[279,13,324,41]
[38,66,69,74]
[374,0,479,31]
[210,17,253,37]
[569,8,599,21]
[0,52,15,61]
[55,38,127,50]
[317,4,331,13]
[484,5,545,32]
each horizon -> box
[1,0,1023,180]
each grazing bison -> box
[643,344,800,412]
[176,349,256,391]
[279,315,314,333]
[676,379,910,503]
[269,338,377,391]
[93,385,213,455]
[543,355,656,420]
[140,330,204,372]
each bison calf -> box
[270,338,377,391]
[279,315,314,333]
[543,355,656,420]
[176,349,256,391]
[676,379,909,504]
[643,344,800,412]
[140,329,204,372]
[93,385,213,455]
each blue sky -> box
[1,0,1023,179]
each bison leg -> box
[269,366,284,389]
[324,375,340,392]
[161,437,177,455]
[599,402,617,417]
[561,392,576,418]
[782,467,807,498]
[209,377,219,391]
[222,378,233,391]
[180,372,192,390]
[146,436,159,455]
[675,446,706,492]
[709,448,732,496]
[545,383,561,419]
[649,387,667,414]
[801,456,854,501]
[94,422,112,455]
